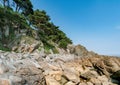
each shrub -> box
[59,39,68,49]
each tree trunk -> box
[16,4,18,11]
[3,0,7,7]
[7,0,10,7]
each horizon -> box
[31,0,120,55]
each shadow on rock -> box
[110,70,120,85]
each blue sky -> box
[31,0,120,55]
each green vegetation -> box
[0,43,11,51]
[0,0,72,52]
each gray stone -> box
[0,60,9,74]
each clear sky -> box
[31,0,120,55]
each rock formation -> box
[0,44,120,85]
[0,2,120,84]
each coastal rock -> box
[74,44,88,56]
[0,78,11,85]
[0,60,9,74]
[79,82,87,85]
[45,76,61,85]
[9,36,41,53]
[67,44,88,57]
[90,78,101,85]
[65,81,76,85]
[63,67,80,84]
[9,76,22,85]
[80,71,98,80]
[0,47,120,85]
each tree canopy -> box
[0,0,72,51]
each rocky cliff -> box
[0,2,120,85]
[0,44,120,85]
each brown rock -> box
[80,71,98,80]
[90,78,101,85]
[65,81,76,85]
[63,68,80,84]
[102,82,111,85]
[93,60,109,76]
[46,70,62,81]
[97,75,108,82]
[0,79,11,85]
[86,82,93,85]
[79,82,87,85]
[104,58,120,73]
[59,76,68,85]
[45,76,61,85]
[55,74,62,81]
[74,44,88,56]
[67,44,88,57]
[75,65,84,73]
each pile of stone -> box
[0,49,120,85]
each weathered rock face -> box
[8,36,42,53]
[0,50,46,85]
[67,44,88,57]
[0,48,120,85]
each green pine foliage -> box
[0,0,72,51]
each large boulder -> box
[103,58,120,73]
[74,44,88,56]
[80,71,99,80]
[63,67,80,84]
[67,44,88,57]
[45,76,61,85]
